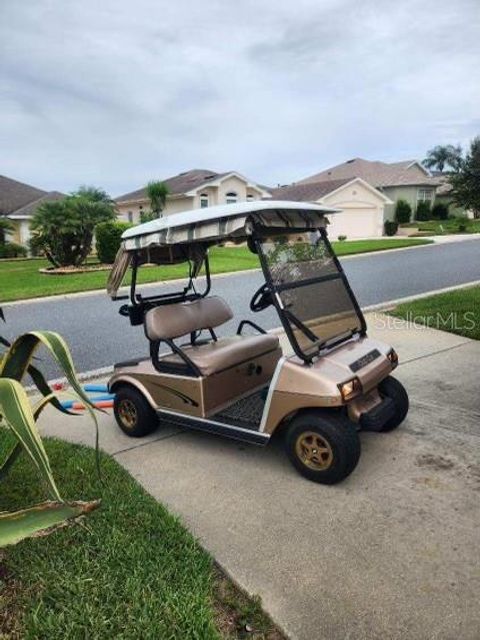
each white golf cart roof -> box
[121,200,338,250]
[107,200,338,297]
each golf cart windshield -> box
[256,230,365,361]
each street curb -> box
[361,279,480,312]
[36,279,480,386]
[1,267,262,307]
[3,237,464,307]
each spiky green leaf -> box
[0,378,61,500]
[0,500,100,547]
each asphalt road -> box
[3,239,480,379]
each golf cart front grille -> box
[360,397,396,432]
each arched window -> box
[225,191,237,204]
[200,193,209,208]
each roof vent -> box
[346,159,355,164]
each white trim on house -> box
[184,171,271,199]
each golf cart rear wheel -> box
[114,385,158,438]
[378,376,409,432]
[285,411,360,484]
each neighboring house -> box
[115,169,271,223]
[297,158,441,221]
[271,178,392,239]
[0,174,64,246]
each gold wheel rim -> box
[295,431,333,471]
[118,399,137,429]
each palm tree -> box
[146,181,169,218]
[423,144,463,173]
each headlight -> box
[387,349,398,369]
[338,377,362,401]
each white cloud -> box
[0,0,479,194]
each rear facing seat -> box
[144,296,280,376]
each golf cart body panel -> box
[107,200,407,483]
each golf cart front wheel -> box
[114,385,159,438]
[378,376,409,432]
[285,411,360,484]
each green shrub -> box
[384,220,399,236]
[431,202,449,220]
[415,201,431,221]
[455,215,469,233]
[96,221,132,264]
[395,199,412,224]
[337,235,347,242]
[0,242,28,258]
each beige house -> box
[115,169,271,223]
[298,158,441,220]
[0,174,64,247]
[271,178,392,239]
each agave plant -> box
[0,307,100,547]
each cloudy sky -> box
[1,0,479,196]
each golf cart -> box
[107,201,408,484]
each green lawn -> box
[401,218,480,235]
[0,436,282,639]
[332,237,431,256]
[0,239,432,303]
[390,286,480,341]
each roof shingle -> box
[270,178,353,202]
[0,175,46,215]
[115,169,230,203]
[298,158,440,188]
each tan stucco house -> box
[0,174,64,247]
[271,177,392,239]
[115,169,271,223]
[297,158,441,221]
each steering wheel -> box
[250,283,274,312]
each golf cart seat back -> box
[145,296,233,340]
[145,296,280,377]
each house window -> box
[246,194,255,201]
[417,188,433,203]
[225,191,237,204]
[200,194,209,208]
[128,211,133,223]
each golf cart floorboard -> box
[212,388,267,430]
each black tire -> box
[378,376,409,432]
[285,411,361,484]
[113,385,159,438]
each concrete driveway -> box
[38,314,480,640]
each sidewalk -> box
[37,314,480,640]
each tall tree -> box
[146,181,169,218]
[449,136,480,219]
[31,187,116,267]
[423,144,463,173]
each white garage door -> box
[327,208,382,240]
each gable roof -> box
[8,191,66,219]
[0,175,47,215]
[298,158,440,188]
[270,178,352,202]
[115,169,229,203]
[271,177,393,205]
[115,169,271,203]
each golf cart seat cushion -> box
[158,334,280,376]
[145,296,233,341]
